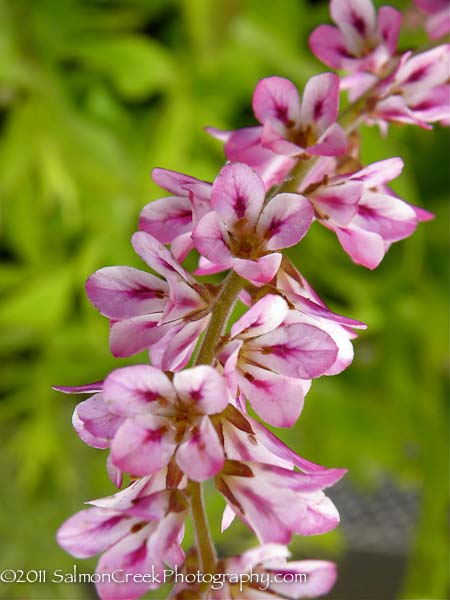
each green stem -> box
[187,270,245,582]
[188,480,217,575]
[195,270,245,365]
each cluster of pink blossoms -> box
[56,1,448,598]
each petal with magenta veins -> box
[300,73,340,133]
[161,275,207,324]
[176,416,225,481]
[311,181,361,226]
[110,415,175,477]
[192,211,233,266]
[309,24,350,69]
[269,560,337,599]
[86,266,168,320]
[261,119,303,156]
[109,315,170,358]
[174,365,229,414]
[151,167,209,197]
[132,231,194,283]
[377,6,402,54]
[103,365,174,418]
[237,365,306,428]
[231,295,288,340]
[211,162,266,231]
[233,253,282,287]
[257,193,314,250]
[307,123,347,156]
[246,322,338,379]
[53,381,103,394]
[333,224,386,269]
[344,157,404,188]
[157,316,209,372]
[331,0,376,54]
[138,196,193,244]
[253,77,302,127]
[170,232,194,262]
[353,192,418,242]
[57,507,137,559]
[77,393,123,441]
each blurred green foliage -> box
[0,0,448,598]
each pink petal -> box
[86,266,167,320]
[333,224,386,269]
[237,365,305,428]
[107,454,123,489]
[131,231,193,282]
[261,119,303,155]
[354,192,418,241]
[246,322,338,378]
[192,211,233,266]
[231,294,289,339]
[109,315,169,358]
[156,316,209,372]
[426,9,450,39]
[171,232,194,262]
[77,393,123,441]
[151,167,209,197]
[161,275,207,324]
[377,6,402,54]
[139,196,193,244]
[253,76,301,126]
[176,416,225,481]
[211,162,266,231]
[57,507,135,559]
[257,193,313,250]
[194,255,228,276]
[173,365,229,414]
[331,0,376,53]
[233,253,282,287]
[345,157,404,187]
[297,493,341,535]
[300,73,340,133]
[307,123,347,156]
[268,560,337,599]
[53,381,103,394]
[95,524,160,600]
[103,365,174,417]
[309,25,350,69]
[110,415,175,477]
[72,396,112,450]
[312,181,361,226]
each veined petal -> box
[53,381,103,394]
[57,507,136,559]
[331,0,376,53]
[311,181,361,226]
[253,76,301,126]
[176,416,225,481]
[132,231,193,282]
[103,365,174,417]
[77,393,123,441]
[300,73,340,133]
[309,25,351,69]
[157,316,209,372]
[109,315,169,358]
[307,123,347,156]
[377,6,402,54]
[211,163,266,230]
[152,167,209,197]
[297,492,341,535]
[86,267,168,320]
[139,197,193,244]
[170,232,194,262]
[333,224,386,268]
[231,294,289,340]
[269,560,337,599]
[161,275,207,324]
[261,119,303,156]
[110,415,175,477]
[354,192,418,242]
[174,365,229,414]
[95,524,160,600]
[192,211,233,266]
[345,157,404,187]
[233,254,282,287]
[257,193,313,250]
[237,365,305,428]
[245,322,338,379]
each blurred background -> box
[0,0,448,598]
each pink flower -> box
[101,364,228,480]
[216,459,345,544]
[222,545,337,599]
[415,0,450,39]
[302,157,434,268]
[372,45,450,130]
[218,295,338,427]
[192,163,314,286]
[309,0,402,75]
[139,168,212,261]
[207,74,347,189]
[57,474,186,600]
[86,231,211,369]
